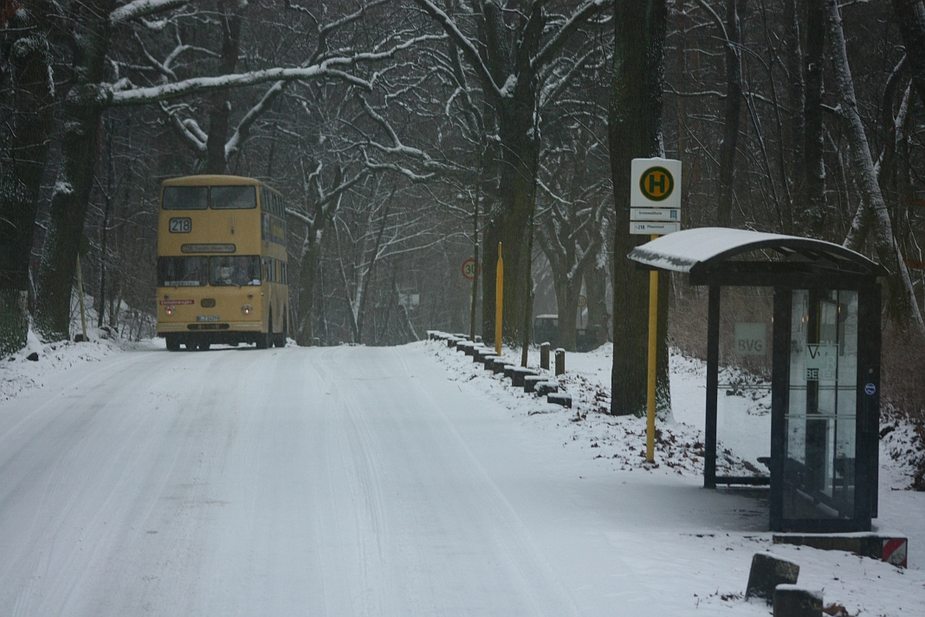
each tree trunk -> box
[204,5,244,173]
[296,227,320,345]
[609,0,670,416]
[585,259,611,347]
[829,0,925,337]
[481,99,540,346]
[717,0,744,226]
[34,1,117,340]
[783,0,804,185]
[802,0,827,230]
[892,0,925,108]
[97,121,115,328]
[554,282,580,352]
[0,4,55,354]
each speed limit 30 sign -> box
[461,257,479,281]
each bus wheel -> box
[274,317,287,348]
[185,341,198,351]
[257,314,272,349]
[199,342,211,351]
[166,336,180,351]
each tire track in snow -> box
[387,346,582,617]
[1,349,215,616]
[305,346,581,617]
[307,346,394,616]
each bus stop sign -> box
[631,158,682,208]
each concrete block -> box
[773,534,908,568]
[773,586,822,617]
[547,393,572,408]
[523,375,546,393]
[535,381,560,396]
[745,553,800,603]
[512,367,536,387]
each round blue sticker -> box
[864,383,877,396]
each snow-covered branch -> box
[533,0,610,71]
[104,35,443,106]
[410,0,504,99]
[110,0,188,25]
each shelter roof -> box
[627,227,882,284]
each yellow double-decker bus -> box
[156,175,289,351]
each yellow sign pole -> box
[495,242,503,355]
[646,234,659,463]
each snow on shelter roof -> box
[627,227,881,279]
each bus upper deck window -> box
[211,185,256,209]
[163,186,208,210]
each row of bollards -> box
[427,332,571,408]
[538,342,565,376]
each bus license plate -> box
[196,315,219,322]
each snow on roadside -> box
[431,340,763,479]
[426,336,925,615]
[0,330,161,402]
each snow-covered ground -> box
[0,336,922,616]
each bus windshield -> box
[210,255,261,286]
[158,256,209,286]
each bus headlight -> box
[241,304,253,315]
[165,305,174,316]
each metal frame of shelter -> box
[629,228,883,532]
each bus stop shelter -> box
[628,228,883,532]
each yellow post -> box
[646,235,659,463]
[495,242,503,356]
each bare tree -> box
[892,0,925,108]
[829,0,925,337]
[410,0,610,344]
[29,0,433,340]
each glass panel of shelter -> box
[783,289,859,522]
[715,286,773,479]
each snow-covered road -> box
[1,343,921,616]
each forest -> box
[1,1,924,437]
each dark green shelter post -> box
[628,228,883,532]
